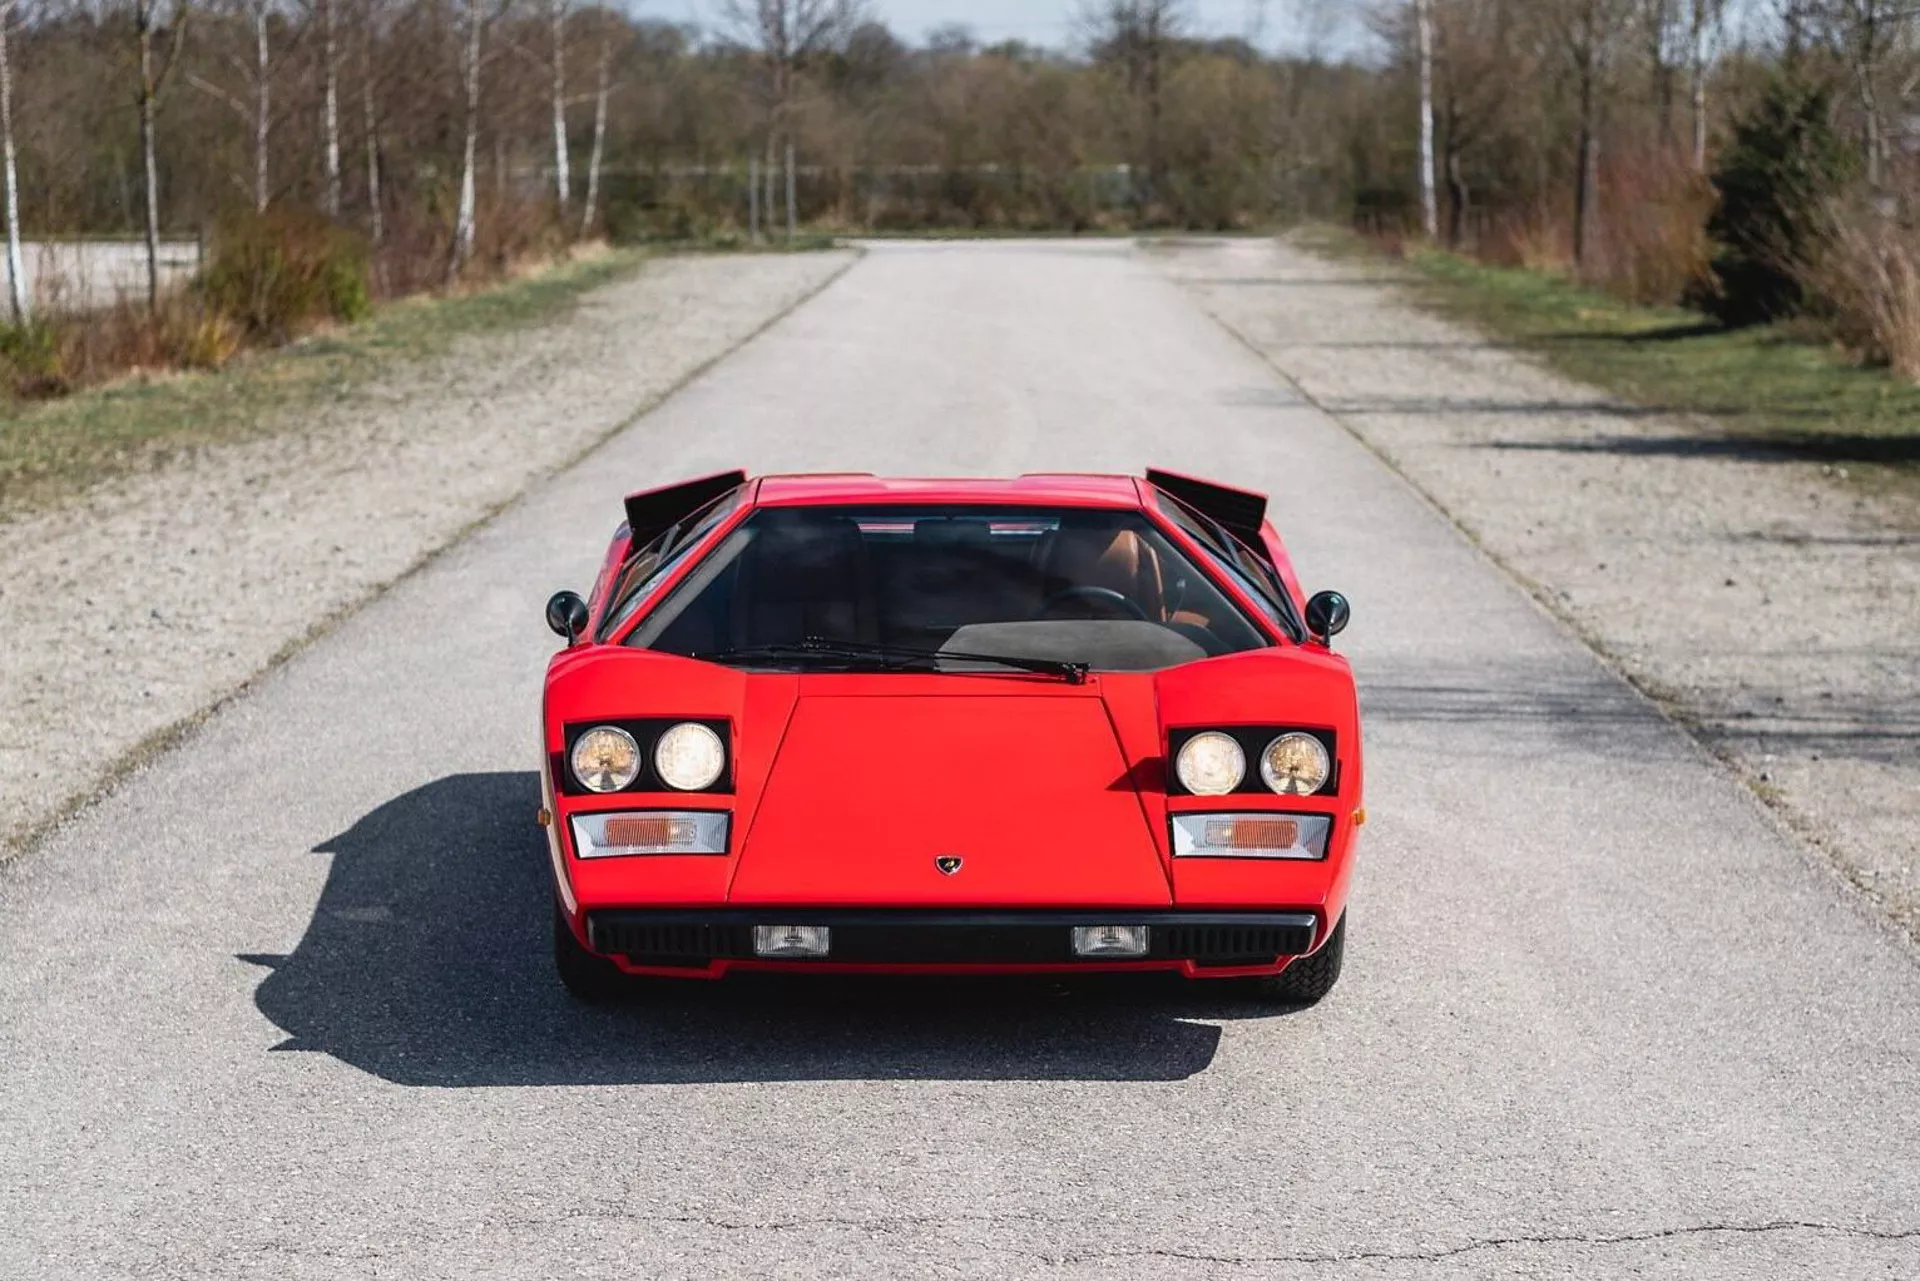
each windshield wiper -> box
[696,636,1089,684]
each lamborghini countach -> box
[540,469,1362,1005]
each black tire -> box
[553,900,629,1003]
[1241,913,1345,1007]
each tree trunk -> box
[1445,149,1468,249]
[361,11,382,244]
[137,0,162,311]
[748,154,760,242]
[785,138,796,239]
[253,1,269,213]
[1573,97,1598,269]
[1415,0,1438,240]
[1857,39,1884,188]
[448,0,480,283]
[0,0,25,323]
[321,0,341,218]
[549,0,569,216]
[763,129,777,236]
[1689,0,1709,171]
[1571,24,1603,273]
[579,39,608,237]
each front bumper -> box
[585,909,1320,978]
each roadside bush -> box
[1802,202,1920,377]
[0,293,244,403]
[1588,146,1715,305]
[0,321,69,398]
[201,209,372,341]
[1705,76,1856,326]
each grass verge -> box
[1291,225,1920,497]
[0,247,653,519]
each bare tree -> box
[1828,0,1909,187]
[1688,0,1724,171]
[722,0,860,236]
[1547,0,1632,269]
[0,0,23,322]
[1416,0,1437,239]
[188,0,275,213]
[135,0,191,310]
[1086,0,1188,213]
[360,0,382,242]
[320,0,341,216]
[579,31,610,235]
[548,0,569,215]
[448,0,484,281]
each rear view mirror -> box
[1305,591,1350,645]
[546,590,589,644]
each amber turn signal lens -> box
[1203,817,1300,850]
[602,816,691,847]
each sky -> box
[869,0,1366,56]
[666,0,1372,60]
[871,0,1351,51]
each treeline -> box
[0,0,1381,294]
[1364,0,1920,372]
[4,0,1915,371]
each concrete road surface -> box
[3,241,1916,1279]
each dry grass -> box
[1806,203,1920,379]
[0,247,653,518]
[0,294,246,401]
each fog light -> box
[1071,924,1150,957]
[753,925,830,958]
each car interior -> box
[629,506,1272,669]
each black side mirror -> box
[1305,590,1350,645]
[545,590,590,644]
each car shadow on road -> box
[243,771,1234,1087]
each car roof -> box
[750,473,1145,508]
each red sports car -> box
[540,469,1362,1005]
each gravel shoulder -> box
[1155,236,1920,944]
[0,249,856,854]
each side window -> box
[596,492,738,640]
[1155,495,1292,636]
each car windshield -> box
[624,505,1273,672]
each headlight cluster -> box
[568,720,728,793]
[1173,729,1332,796]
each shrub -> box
[1706,75,1857,326]
[0,321,69,397]
[1802,202,1920,377]
[201,209,372,340]
[1589,145,1715,305]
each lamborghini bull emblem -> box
[935,855,964,876]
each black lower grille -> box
[585,910,1317,967]
[589,918,753,966]
[1157,924,1309,966]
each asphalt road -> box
[3,241,1916,1279]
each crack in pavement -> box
[1051,1220,1920,1269]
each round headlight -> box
[1261,732,1330,795]
[1176,731,1245,796]
[571,726,640,793]
[654,722,726,792]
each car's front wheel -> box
[1241,913,1345,1007]
[553,900,629,1002]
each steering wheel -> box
[1038,585,1149,621]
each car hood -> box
[727,691,1174,906]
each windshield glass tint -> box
[624,505,1272,669]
